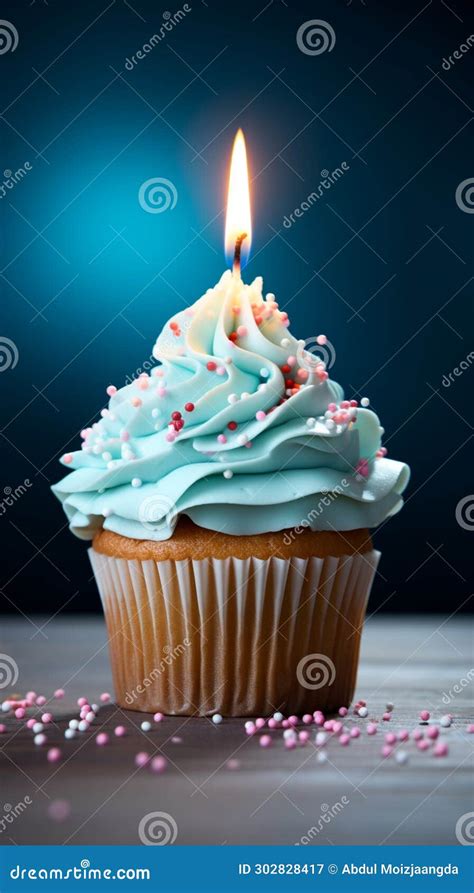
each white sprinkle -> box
[131,478,142,488]
[266,293,276,302]
[227,394,239,405]
[224,356,233,364]
[1,701,11,712]
[280,338,290,348]
[306,418,316,428]
[240,392,250,400]
[324,410,333,419]
[283,729,297,741]
[440,715,452,728]
[315,731,328,746]
[386,702,394,712]
[395,751,408,765]
[244,721,254,730]
[78,720,89,732]
[316,750,328,764]
[32,722,44,733]
[151,408,160,418]
[69,719,79,730]
[260,368,269,378]
[64,728,76,739]
[360,397,370,407]
[379,427,385,435]
[141,721,152,732]
[91,704,99,713]
[212,714,223,725]
[34,734,46,746]
[223,470,233,479]
[326,420,336,431]
[102,452,112,462]
[358,706,368,718]
[85,711,95,723]
[273,712,284,722]
[237,434,248,446]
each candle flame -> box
[225,129,252,270]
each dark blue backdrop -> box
[0,0,472,615]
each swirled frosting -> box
[52,270,409,540]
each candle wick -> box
[233,232,247,276]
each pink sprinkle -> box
[114,725,127,737]
[100,693,111,703]
[35,696,46,707]
[134,751,150,767]
[381,745,393,758]
[433,742,448,757]
[256,410,266,421]
[157,387,167,397]
[259,735,272,748]
[26,718,36,729]
[226,759,240,770]
[47,747,62,763]
[217,434,227,444]
[150,755,167,773]
[237,326,248,337]
[284,738,296,750]
[26,691,36,701]
[41,713,53,724]
[298,730,310,743]
[350,727,360,739]
[0,724,6,734]
[328,403,337,412]
[96,733,109,746]
[62,453,73,464]
[419,710,430,722]
[382,712,391,722]
[77,697,87,707]
[245,723,256,736]
[166,432,176,442]
[48,799,70,822]
[323,720,334,731]
[417,739,430,751]
[339,733,350,746]
[288,715,299,727]
[131,397,142,408]
[54,689,64,699]
[412,729,423,741]
[106,385,117,396]
[316,335,327,346]
[332,721,343,734]
[216,366,226,376]
[385,732,396,745]
[338,707,348,717]
[367,723,378,736]
[426,726,439,740]
[313,712,325,726]
[267,718,278,729]
[255,718,266,730]
[398,729,409,741]
[467,724,474,734]
[302,714,313,725]
[297,368,309,381]
[153,712,164,723]
[15,708,25,719]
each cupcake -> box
[53,271,409,716]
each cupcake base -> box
[90,522,379,717]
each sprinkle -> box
[259,734,272,748]
[227,421,238,430]
[316,335,327,345]
[216,366,226,376]
[350,727,360,739]
[273,712,284,722]
[157,387,167,397]
[64,728,76,739]
[419,709,430,722]
[398,729,409,741]
[339,733,350,746]
[256,411,266,421]
[338,707,348,717]
[299,730,310,744]
[54,689,65,699]
[100,693,111,703]
[302,714,313,725]
[207,361,217,372]
[382,712,391,721]
[223,470,233,479]
[385,702,394,712]
[381,745,393,758]
[237,434,248,446]
[34,734,47,746]
[141,721,151,732]
[227,394,239,405]
[412,729,423,741]
[297,369,309,382]
[78,720,89,732]
[41,713,53,724]
[138,377,149,390]
[36,695,46,706]
[281,338,290,348]
[360,397,370,407]
[440,715,452,728]
[48,800,71,822]
[165,432,176,443]
[467,724,474,733]
[288,715,299,726]
[33,722,44,733]
[47,747,62,763]
[260,368,269,378]
[267,718,278,729]
[285,738,296,750]
[395,751,409,765]
[226,759,240,770]
[217,434,227,444]
[417,739,430,751]
[385,732,397,745]
[153,713,164,723]
[316,750,328,764]
[212,713,223,725]
[131,397,142,408]
[14,708,25,719]
[0,724,5,734]
[184,402,194,412]
[283,729,296,741]
[367,723,378,736]
[245,722,256,736]
[306,418,316,428]
[26,719,36,729]
[68,720,79,730]
[169,321,179,331]
[433,741,449,757]
[255,718,266,729]
[131,477,142,488]
[315,731,328,746]
[62,454,73,464]
[150,755,167,773]
[358,706,368,718]
[236,326,248,337]
[134,751,150,767]
[96,733,109,746]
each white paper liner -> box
[89,548,380,716]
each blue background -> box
[0,0,472,613]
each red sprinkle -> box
[171,411,182,420]
[207,361,217,371]
[227,421,238,431]
[184,402,194,412]
[169,321,179,331]
[228,332,238,343]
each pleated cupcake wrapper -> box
[89,548,380,717]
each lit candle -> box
[224,128,252,277]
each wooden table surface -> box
[0,615,472,846]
